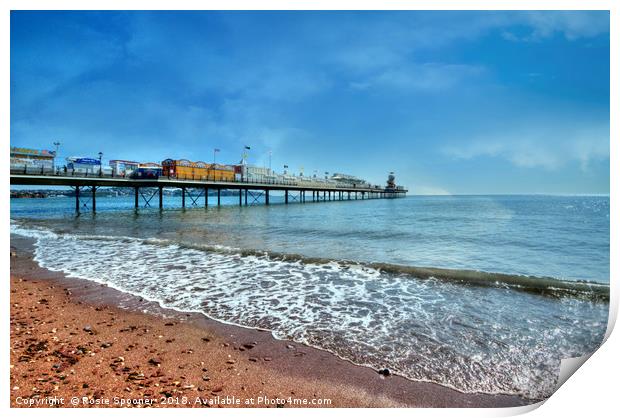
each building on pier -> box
[10,147,56,171]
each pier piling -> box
[75,186,80,214]
[91,186,96,212]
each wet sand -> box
[9,235,532,408]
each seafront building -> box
[10,147,56,171]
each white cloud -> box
[502,11,609,42]
[442,122,609,171]
[355,62,485,92]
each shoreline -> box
[10,234,532,408]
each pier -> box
[10,172,407,214]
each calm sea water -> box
[10,194,610,399]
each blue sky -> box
[10,11,610,194]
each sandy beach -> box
[10,235,530,408]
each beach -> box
[10,235,529,408]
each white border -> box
[2,2,616,418]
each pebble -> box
[128,372,146,381]
[148,358,162,366]
[83,325,96,335]
[378,368,391,377]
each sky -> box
[10,11,610,194]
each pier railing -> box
[10,166,393,192]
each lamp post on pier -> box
[53,141,61,173]
[242,145,251,165]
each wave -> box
[10,221,609,302]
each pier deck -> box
[10,172,407,213]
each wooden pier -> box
[10,173,407,214]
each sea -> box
[10,193,610,400]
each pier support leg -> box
[217,189,221,206]
[134,187,139,208]
[205,187,208,207]
[91,186,96,212]
[300,191,302,203]
[159,186,163,209]
[239,189,242,206]
[265,190,269,205]
[323,190,326,201]
[245,189,248,206]
[181,187,186,208]
[348,191,351,200]
[285,189,288,204]
[75,186,80,214]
